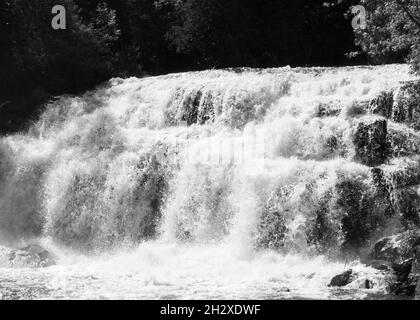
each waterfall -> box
[0,64,418,299]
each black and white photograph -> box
[0,0,419,305]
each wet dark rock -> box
[344,100,369,117]
[197,91,215,125]
[388,129,420,158]
[7,244,56,268]
[182,90,202,126]
[306,192,340,254]
[391,259,418,297]
[354,120,388,167]
[371,168,395,218]
[371,167,387,191]
[366,260,391,272]
[382,158,420,189]
[370,91,394,118]
[393,81,420,131]
[366,190,419,236]
[393,187,420,229]
[336,179,369,251]
[415,259,420,300]
[165,88,211,126]
[306,273,316,279]
[369,231,420,265]
[369,231,420,298]
[315,102,342,117]
[370,163,420,234]
[391,169,420,190]
[256,187,290,250]
[409,253,420,297]
[336,177,390,252]
[360,279,375,289]
[325,136,339,154]
[329,270,357,287]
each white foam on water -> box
[0,64,417,299]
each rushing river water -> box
[0,64,418,300]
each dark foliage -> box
[0,0,377,134]
[162,0,361,69]
[355,0,420,72]
[0,0,119,133]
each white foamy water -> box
[0,242,387,300]
[0,64,417,299]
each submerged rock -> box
[7,244,56,268]
[329,270,357,287]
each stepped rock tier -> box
[0,64,419,299]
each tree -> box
[0,0,120,133]
[355,0,420,73]
[160,0,360,69]
[74,0,172,73]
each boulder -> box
[181,89,202,126]
[336,176,392,252]
[382,158,420,190]
[7,244,56,268]
[368,231,420,298]
[369,230,420,265]
[368,163,420,231]
[370,91,394,118]
[410,253,420,299]
[393,81,420,131]
[353,119,388,167]
[329,269,357,287]
[358,279,375,289]
[388,128,420,158]
[390,259,416,296]
[315,102,342,117]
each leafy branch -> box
[395,0,420,31]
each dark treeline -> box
[74,0,364,71]
[355,0,420,73]
[0,0,418,134]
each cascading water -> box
[0,64,419,299]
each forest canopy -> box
[355,0,420,73]
[0,0,419,133]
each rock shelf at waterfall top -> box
[0,64,419,300]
